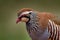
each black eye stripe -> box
[18,15,30,19]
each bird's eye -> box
[29,12,31,14]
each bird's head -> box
[16,8,33,23]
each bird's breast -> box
[26,13,50,40]
[26,22,50,40]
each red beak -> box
[16,14,26,24]
[16,18,21,24]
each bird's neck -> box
[26,13,45,33]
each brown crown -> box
[18,8,33,13]
[17,8,33,16]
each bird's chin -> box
[21,17,29,22]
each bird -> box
[16,8,60,40]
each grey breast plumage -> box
[26,12,50,40]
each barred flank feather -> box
[48,20,59,40]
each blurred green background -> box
[0,0,60,40]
